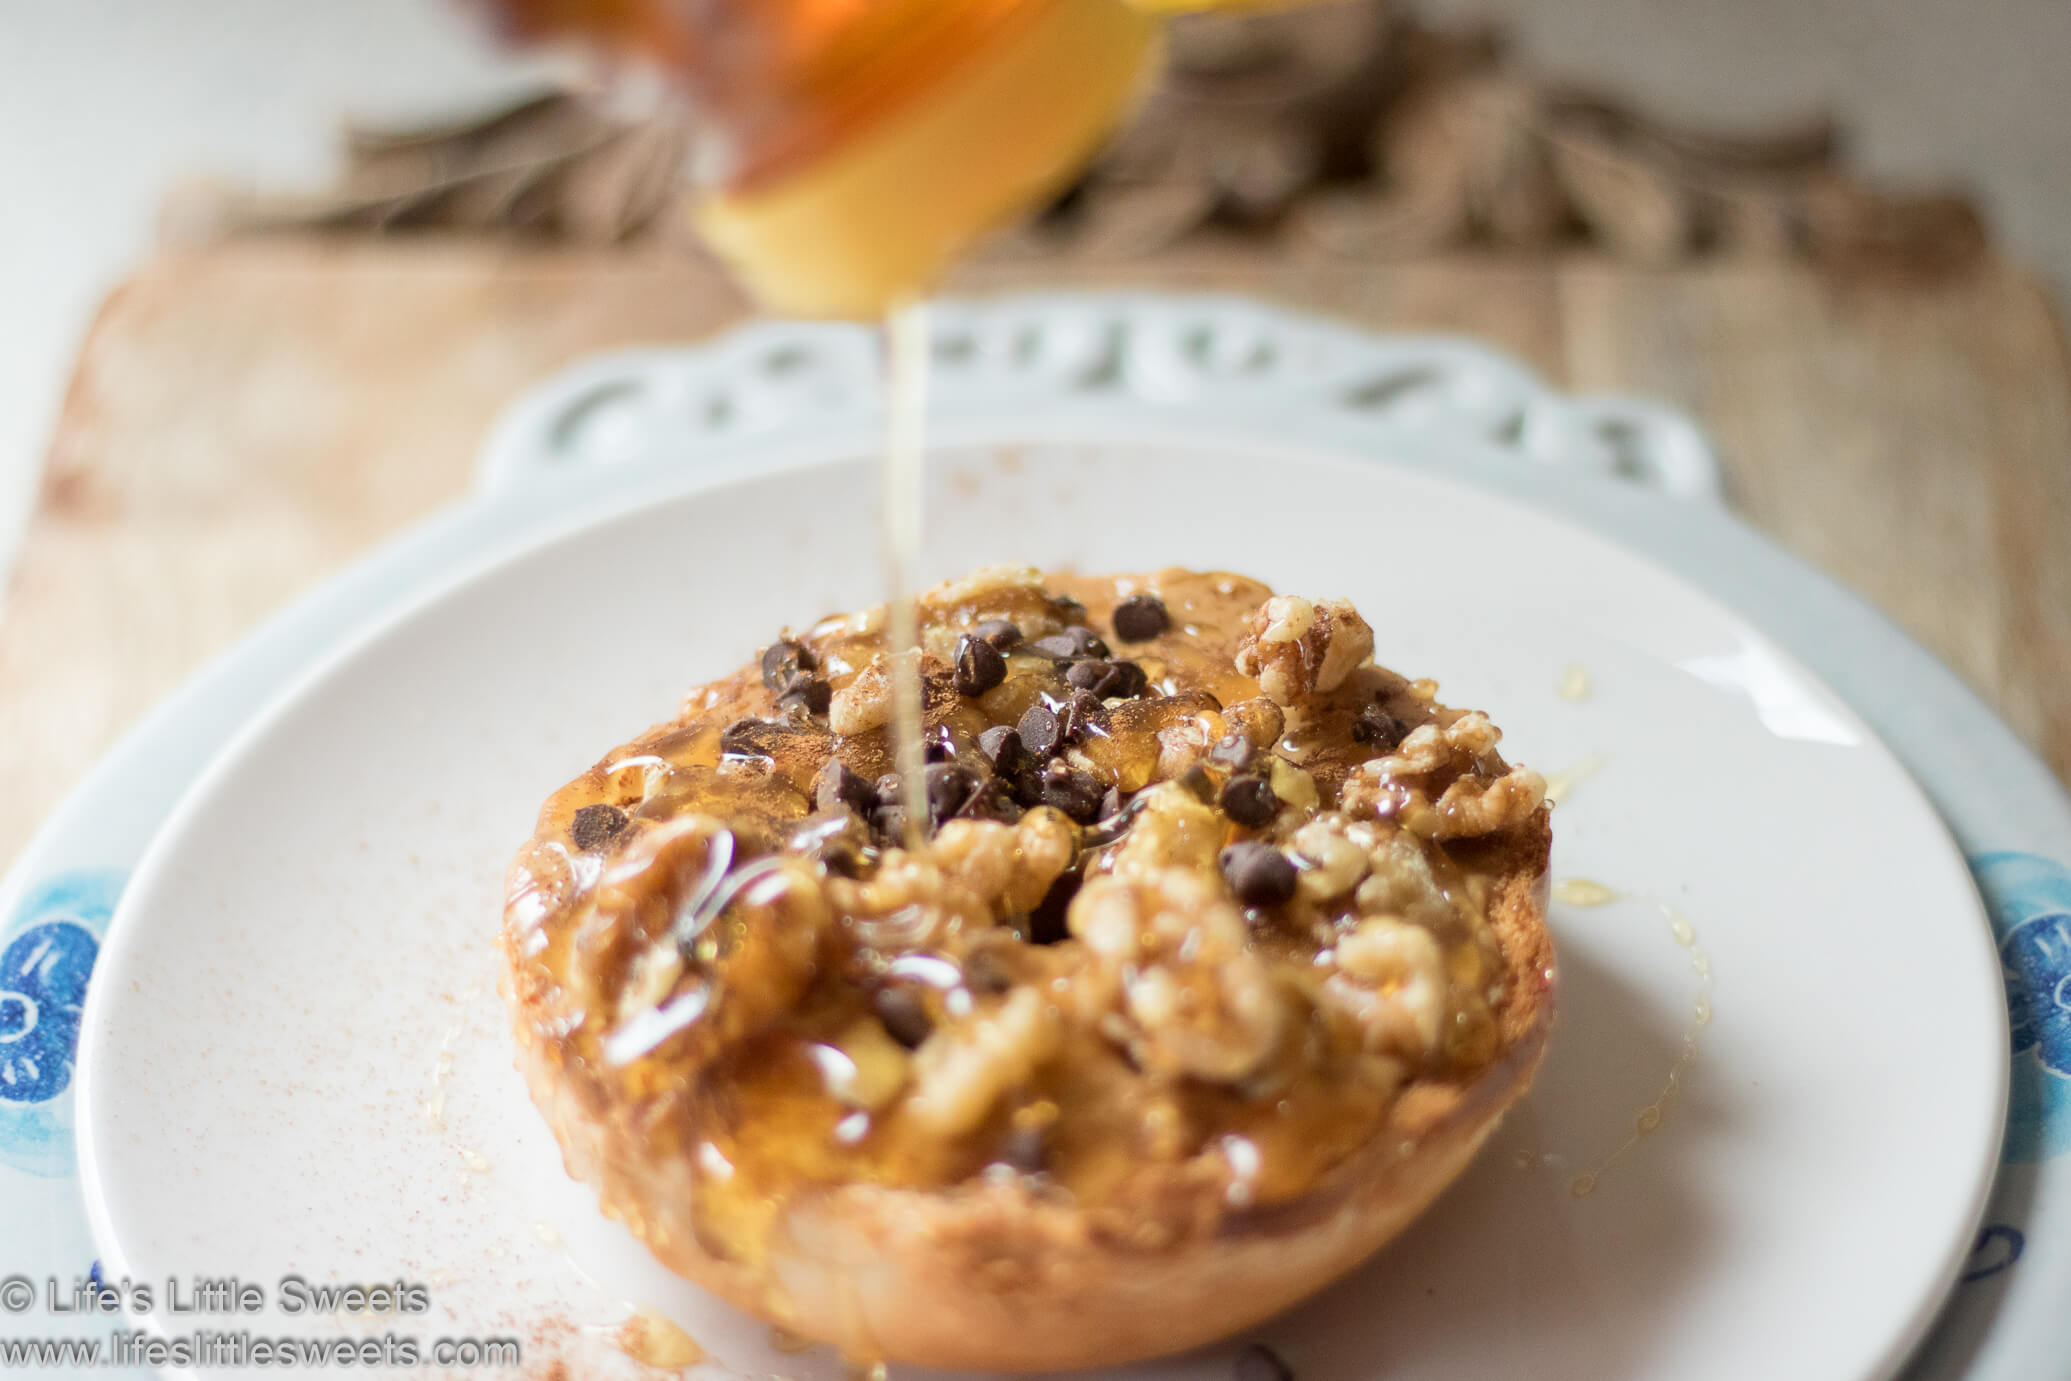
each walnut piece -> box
[1327,917,1449,1061]
[1234,595,1375,706]
[1070,866,1288,1083]
[828,655,893,736]
[905,987,1061,1136]
[1341,710,1546,839]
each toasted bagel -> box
[502,567,1554,1370]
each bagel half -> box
[502,567,1554,1371]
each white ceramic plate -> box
[76,437,2005,1381]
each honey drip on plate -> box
[1567,900,1716,1199]
[1552,877,1620,907]
[613,1307,705,1370]
[881,299,932,849]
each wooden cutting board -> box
[3,237,2066,870]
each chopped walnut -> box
[1341,709,1544,839]
[1234,596,1375,706]
[615,938,686,1025]
[928,820,1019,904]
[1151,713,1218,782]
[827,851,992,953]
[589,828,830,1069]
[1353,830,1459,932]
[1326,917,1448,1061]
[1430,765,1548,840]
[825,1017,913,1110]
[1104,781,1223,876]
[1289,817,1371,903]
[1267,757,1321,815]
[828,655,893,736]
[904,987,1061,1137]
[1069,867,1287,1083]
[1124,957,1285,1084]
[924,812,1079,915]
[1005,808,1079,913]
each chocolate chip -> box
[814,760,878,816]
[871,986,934,1050]
[972,618,1023,650]
[1233,1343,1295,1381]
[1103,660,1150,699]
[1175,763,1216,803]
[997,1121,1048,1174]
[1017,703,1063,757]
[787,811,872,876]
[760,639,818,692]
[1029,625,1110,661]
[1061,657,1147,699]
[1220,774,1281,828]
[1049,594,1089,624]
[1354,703,1410,751]
[1027,869,1080,945]
[924,762,981,824]
[961,779,1026,825]
[1111,593,1170,642]
[1084,787,1146,847]
[924,723,960,763]
[776,676,832,716]
[1035,761,1106,822]
[1208,732,1257,772]
[1220,841,1297,907]
[977,724,1030,775]
[1059,690,1109,744]
[1063,658,1111,692]
[869,772,910,842]
[954,633,1008,697]
[1028,635,1078,661]
[719,718,794,761]
[869,802,908,843]
[570,803,628,851]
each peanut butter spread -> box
[502,566,1551,1270]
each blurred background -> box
[1,0,2065,589]
[0,0,2066,868]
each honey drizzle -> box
[1551,877,1620,907]
[1567,900,1715,1198]
[881,299,932,849]
[611,1307,706,1370]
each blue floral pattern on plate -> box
[0,870,121,1178]
[1972,852,2071,1162]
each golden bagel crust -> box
[501,567,1555,1370]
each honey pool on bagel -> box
[501,565,1554,1363]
